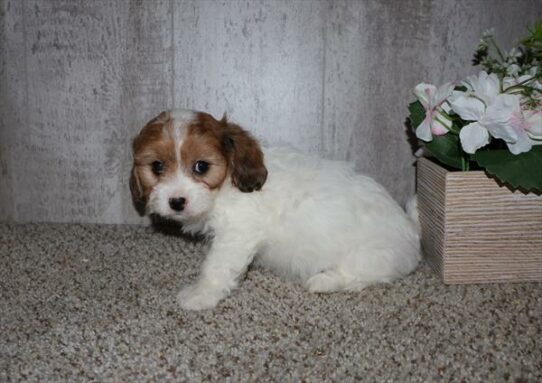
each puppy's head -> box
[130,110,267,222]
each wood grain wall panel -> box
[427,0,542,86]
[322,1,435,206]
[320,0,365,162]
[120,0,174,224]
[0,0,174,223]
[322,1,421,206]
[17,0,126,222]
[173,0,326,152]
[1,0,542,223]
[0,0,26,221]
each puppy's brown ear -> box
[129,167,147,216]
[221,118,267,193]
[129,167,143,202]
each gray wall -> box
[1,0,541,224]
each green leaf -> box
[473,146,542,193]
[408,101,425,129]
[424,134,463,170]
[408,100,463,170]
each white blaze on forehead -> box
[170,109,197,122]
[169,109,197,162]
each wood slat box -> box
[417,157,542,284]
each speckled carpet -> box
[1,224,541,382]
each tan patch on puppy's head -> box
[131,112,177,202]
[180,113,229,190]
[181,112,268,192]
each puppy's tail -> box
[405,195,420,233]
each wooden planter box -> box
[417,157,542,284]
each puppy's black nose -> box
[169,197,186,212]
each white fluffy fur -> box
[142,110,420,310]
[147,141,421,310]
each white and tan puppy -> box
[130,110,420,310]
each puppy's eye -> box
[151,161,164,175]
[193,160,209,175]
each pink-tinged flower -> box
[503,66,540,90]
[450,71,535,155]
[413,82,455,142]
[453,92,533,155]
[523,109,542,141]
[462,71,501,106]
[458,123,490,154]
[496,96,533,154]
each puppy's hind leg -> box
[305,269,369,293]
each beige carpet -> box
[1,223,541,382]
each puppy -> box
[130,110,420,310]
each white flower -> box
[506,64,521,76]
[524,109,542,140]
[508,47,521,59]
[504,48,522,76]
[451,75,533,154]
[504,66,539,91]
[413,82,454,141]
[459,123,490,154]
[461,71,501,105]
[451,71,535,154]
[488,95,533,154]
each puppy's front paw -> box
[177,284,226,311]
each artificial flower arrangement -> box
[408,23,542,193]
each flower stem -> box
[461,153,470,171]
[504,76,536,93]
[459,139,470,171]
[489,36,507,62]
